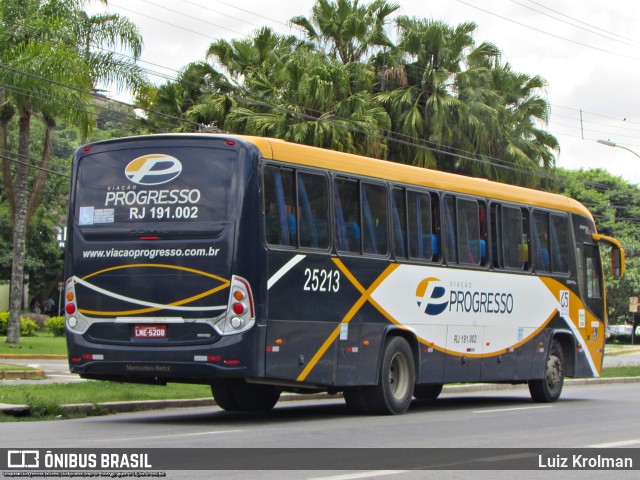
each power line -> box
[1,12,637,190]
[109,1,248,41]
[0,149,70,178]
[85,2,640,148]
[455,0,640,61]
[509,0,640,50]
[521,0,640,46]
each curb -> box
[0,369,45,380]
[2,376,639,417]
[0,354,67,360]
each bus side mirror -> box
[592,233,625,278]
[611,247,624,278]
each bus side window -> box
[502,206,526,269]
[334,178,360,253]
[550,214,570,273]
[264,166,296,247]
[457,198,481,266]
[442,195,457,264]
[579,243,605,319]
[297,172,329,249]
[362,183,388,255]
[407,190,434,261]
[392,187,407,259]
[532,210,551,272]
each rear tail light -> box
[64,277,88,334]
[215,275,255,335]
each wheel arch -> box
[376,326,420,382]
[550,330,576,378]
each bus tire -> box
[212,382,281,412]
[413,383,443,401]
[211,383,240,411]
[343,387,371,414]
[365,336,415,415]
[529,339,564,403]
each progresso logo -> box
[125,154,182,186]
[416,277,448,316]
[416,276,515,316]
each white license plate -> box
[134,325,167,338]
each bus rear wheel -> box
[529,339,564,403]
[212,382,281,412]
[343,387,371,414]
[413,383,443,401]
[364,336,415,415]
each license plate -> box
[134,325,167,338]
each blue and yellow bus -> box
[64,134,624,414]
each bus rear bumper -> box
[72,361,246,385]
[67,333,259,385]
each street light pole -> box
[597,139,640,159]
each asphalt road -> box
[2,382,640,479]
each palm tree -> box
[140,61,225,132]
[490,65,559,186]
[190,32,390,158]
[376,16,557,185]
[0,0,147,344]
[377,18,495,169]
[290,0,399,64]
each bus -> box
[64,134,624,415]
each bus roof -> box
[236,135,593,220]
[80,133,592,220]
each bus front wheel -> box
[528,339,564,403]
[365,336,415,415]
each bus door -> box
[573,216,608,376]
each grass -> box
[0,381,212,421]
[0,381,211,406]
[600,366,640,377]
[0,332,67,356]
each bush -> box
[20,317,38,337]
[0,312,8,334]
[0,312,39,337]
[45,316,66,337]
[23,313,48,330]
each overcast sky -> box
[92,0,640,184]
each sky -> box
[90,0,640,184]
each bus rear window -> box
[74,147,237,229]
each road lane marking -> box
[95,430,243,444]
[585,439,640,447]
[473,405,553,414]
[308,471,408,480]
[144,429,243,440]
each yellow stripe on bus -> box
[296,261,399,382]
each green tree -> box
[290,0,399,64]
[139,62,225,133]
[376,18,499,169]
[557,168,640,320]
[376,16,558,185]
[188,28,390,157]
[0,0,146,344]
